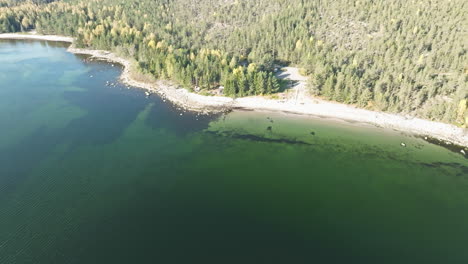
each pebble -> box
[400,142,406,147]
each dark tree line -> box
[0,0,466,126]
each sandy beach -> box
[0,33,73,42]
[1,33,467,148]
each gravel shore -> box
[1,33,467,147]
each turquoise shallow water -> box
[0,40,468,264]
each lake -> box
[1,39,468,264]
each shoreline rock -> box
[1,33,467,147]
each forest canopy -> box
[1,0,467,126]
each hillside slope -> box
[1,0,467,125]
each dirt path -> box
[275,67,309,104]
[1,33,467,147]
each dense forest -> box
[1,0,467,126]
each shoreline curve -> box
[1,33,467,148]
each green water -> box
[1,40,468,264]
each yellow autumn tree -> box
[148,39,156,49]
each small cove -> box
[1,39,468,264]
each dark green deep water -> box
[1,40,468,264]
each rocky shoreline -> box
[1,33,467,148]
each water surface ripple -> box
[0,40,467,264]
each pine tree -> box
[254,72,266,95]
